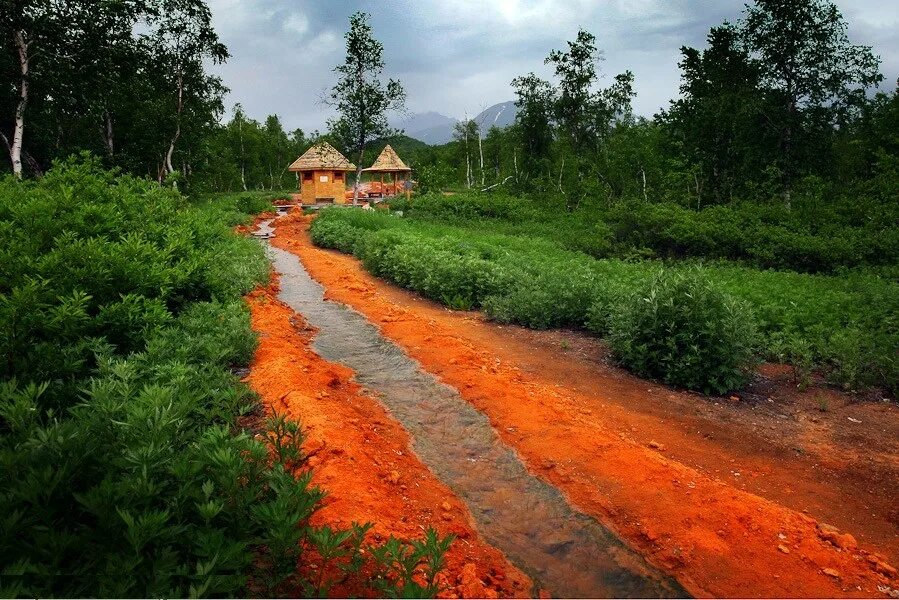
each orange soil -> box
[268,211,899,599]
[244,280,532,598]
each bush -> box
[609,269,758,394]
[0,158,453,597]
[310,203,898,395]
[235,192,275,215]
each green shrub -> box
[235,193,275,215]
[608,269,758,394]
[484,261,598,329]
[310,217,368,253]
[0,158,453,598]
[310,203,898,395]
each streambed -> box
[260,220,686,598]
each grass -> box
[310,199,898,396]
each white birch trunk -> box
[641,167,647,201]
[165,71,184,186]
[477,127,484,186]
[10,30,29,179]
[101,111,114,158]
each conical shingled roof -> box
[288,142,356,172]
[362,144,411,172]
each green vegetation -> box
[0,159,451,597]
[311,198,897,396]
[608,269,757,394]
[7,0,896,595]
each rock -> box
[441,512,453,521]
[818,522,839,534]
[835,533,858,550]
[877,585,899,599]
[543,532,575,554]
[457,563,489,598]
[817,523,858,550]
[822,568,841,578]
[778,544,790,554]
[386,470,401,484]
[441,501,453,512]
[648,440,666,451]
[872,559,898,578]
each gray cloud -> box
[207,0,899,133]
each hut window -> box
[303,172,312,182]
[319,175,329,182]
[335,172,343,182]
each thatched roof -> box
[362,144,411,173]
[288,142,356,172]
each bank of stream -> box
[258,219,687,598]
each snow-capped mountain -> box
[394,102,518,145]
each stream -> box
[259,219,688,598]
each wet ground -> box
[246,212,899,598]
[264,227,686,598]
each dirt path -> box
[265,211,899,598]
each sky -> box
[206,0,899,133]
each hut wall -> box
[299,170,348,205]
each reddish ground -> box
[244,280,533,598]
[264,211,899,598]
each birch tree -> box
[327,12,405,205]
[453,119,477,189]
[511,73,554,183]
[740,0,882,204]
[1,0,67,178]
[142,0,228,185]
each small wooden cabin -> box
[287,142,356,205]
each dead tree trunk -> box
[238,111,247,191]
[513,150,518,182]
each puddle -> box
[262,223,688,598]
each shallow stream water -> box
[261,220,687,598]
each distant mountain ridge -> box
[393,101,518,145]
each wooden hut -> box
[288,142,356,205]
[361,144,411,197]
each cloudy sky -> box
[206,0,899,133]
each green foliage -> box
[3,0,228,184]
[0,159,454,597]
[400,191,897,274]
[327,11,405,202]
[608,269,758,394]
[369,529,455,598]
[311,197,898,396]
[192,107,309,193]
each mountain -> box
[396,101,519,146]
[402,122,457,145]
[392,111,457,145]
[474,101,517,130]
